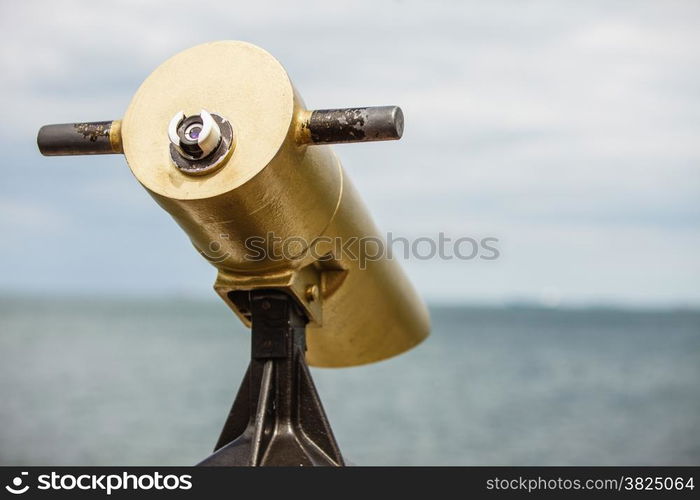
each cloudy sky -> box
[0,0,698,307]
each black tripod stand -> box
[198,290,344,466]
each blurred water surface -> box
[0,297,698,465]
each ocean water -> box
[0,297,698,466]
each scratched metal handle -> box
[37,120,123,156]
[301,106,404,145]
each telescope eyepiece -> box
[168,110,222,160]
[167,109,234,176]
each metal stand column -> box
[198,290,344,466]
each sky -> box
[0,0,698,307]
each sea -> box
[1,296,698,465]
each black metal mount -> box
[198,290,344,466]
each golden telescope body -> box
[38,41,430,368]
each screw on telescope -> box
[305,285,319,303]
[299,106,404,145]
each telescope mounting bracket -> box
[197,290,344,466]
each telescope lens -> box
[177,116,204,146]
[167,109,233,175]
[185,123,202,141]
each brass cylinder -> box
[121,41,429,367]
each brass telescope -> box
[38,41,430,465]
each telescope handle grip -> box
[37,106,402,157]
[37,120,123,156]
[301,106,404,145]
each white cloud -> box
[0,0,698,305]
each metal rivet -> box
[305,285,319,303]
